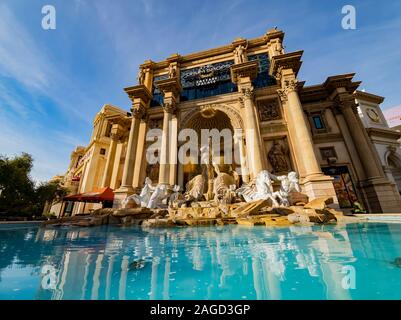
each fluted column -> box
[155,75,181,186]
[169,115,178,186]
[133,119,149,190]
[278,77,322,178]
[119,107,144,192]
[159,103,175,184]
[241,86,265,177]
[230,60,263,178]
[335,95,384,179]
[101,123,123,187]
[234,129,249,183]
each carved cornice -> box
[312,133,344,144]
[366,127,401,141]
[230,60,259,84]
[149,30,283,70]
[155,77,181,97]
[354,90,384,104]
[323,73,361,94]
[124,84,152,105]
[269,51,303,79]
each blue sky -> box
[1,0,401,182]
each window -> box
[312,115,325,130]
[100,148,106,155]
[248,54,276,88]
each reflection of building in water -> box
[28,225,365,300]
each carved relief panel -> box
[257,99,282,122]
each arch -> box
[180,103,244,130]
[384,147,401,194]
[385,149,401,168]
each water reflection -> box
[1,223,401,300]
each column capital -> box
[283,78,299,93]
[277,79,299,102]
[110,123,124,141]
[240,86,254,99]
[331,92,358,113]
[162,101,176,114]
[131,103,146,119]
[277,89,288,102]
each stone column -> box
[241,86,265,177]
[159,104,175,185]
[155,76,181,186]
[335,94,384,179]
[114,85,152,206]
[278,76,322,178]
[234,129,249,183]
[119,108,144,193]
[230,60,264,178]
[133,119,149,190]
[101,123,123,188]
[169,115,178,186]
[271,56,337,202]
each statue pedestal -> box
[113,186,135,208]
[301,174,339,209]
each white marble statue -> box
[237,170,279,206]
[147,184,170,209]
[122,177,154,208]
[169,185,185,208]
[272,171,301,207]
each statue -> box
[137,67,145,85]
[274,41,284,55]
[268,140,289,173]
[237,170,279,206]
[184,174,206,202]
[147,184,170,209]
[122,177,154,208]
[168,64,177,78]
[272,172,301,207]
[169,185,185,208]
[233,43,248,64]
[213,172,237,204]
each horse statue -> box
[236,170,279,206]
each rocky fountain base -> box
[42,196,355,228]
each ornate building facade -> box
[56,28,401,215]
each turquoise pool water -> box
[1,222,401,300]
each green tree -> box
[0,153,35,215]
[0,153,67,217]
[34,180,67,214]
